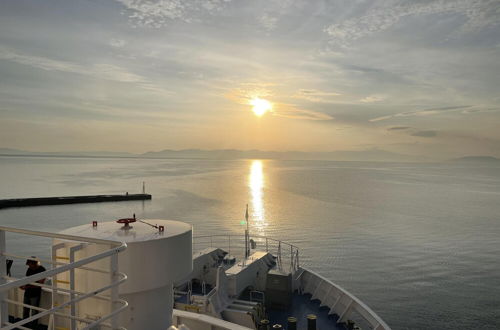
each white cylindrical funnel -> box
[54,219,192,330]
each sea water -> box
[0,156,499,329]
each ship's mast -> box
[245,204,249,258]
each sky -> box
[0,0,499,159]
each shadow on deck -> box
[267,292,346,329]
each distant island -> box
[0,148,133,158]
[0,147,428,162]
[2,148,498,163]
[140,148,425,162]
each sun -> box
[250,98,272,117]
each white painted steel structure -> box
[192,234,391,330]
[1,222,391,330]
[172,309,252,330]
[0,226,127,330]
[193,234,300,273]
[58,219,193,330]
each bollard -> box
[259,319,270,330]
[287,317,297,330]
[307,314,317,330]
[346,320,357,330]
[272,324,283,329]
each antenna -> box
[142,181,145,194]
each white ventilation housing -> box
[54,219,192,330]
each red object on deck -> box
[116,218,137,225]
[117,214,137,228]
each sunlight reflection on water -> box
[248,160,267,231]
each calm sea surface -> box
[0,156,499,329]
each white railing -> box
[193,234,300,273]
[193,234,391,329]
[296,268,391,330]
[0,226,128,330]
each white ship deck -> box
[0,224,390,330]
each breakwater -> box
[0,194,152,209]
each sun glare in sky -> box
[250,98,272,117]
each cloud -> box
[225,84,333,121]
[388,126,411,131]
[411,130,438,137]
[370,105,473,122]
[109,38,127,48]
[325,0,500,46]
[0,47,145,83]
[360,95,385,103]
[272,103,334,121]
[225,83,276,105]
[115,0,232,27]
[293,89,341,103]
[0,47,82,73]
[259,14,278,31]
[387,126,438,138]
[256,0,299,31]
[460,107,500,114]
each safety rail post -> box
[70,244,85,330]
[0,226,128,330]
[2,273,127,330]
[51,242,65,330]
[110,249,119,329]
[0,230,7,328]
[192,234,302,273]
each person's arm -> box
[22,268,46,288]
[35,267,46,285]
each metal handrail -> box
[298,268,391,330]
[193,234,299,249]
[0,226,128,330]
[0,244,125,292]
[3,272,127,330]
[193,233,300,272]
[3,252,111,274]
[3,297,128,328]
[0,226,124,246]
[3,275,126,301]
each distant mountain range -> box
[141,148,425,162]
[0,147,424,162]
[1,147,498,163]
[0,148,133,158]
